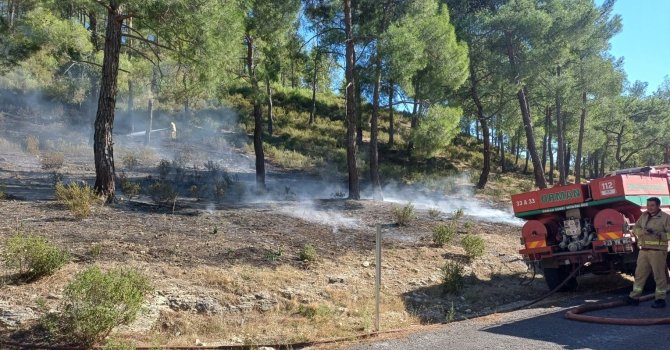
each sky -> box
[601,0,670,92]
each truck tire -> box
[543,266,578,292]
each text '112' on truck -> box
[512,166,670,291]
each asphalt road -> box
[349,290,670,350]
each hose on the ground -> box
[563,294,670,325]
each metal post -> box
[375,225,381,332]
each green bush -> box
[452,208,464,220]
[148,181,177,206]
[3,233,69,280]
[428,208,441,219]
[119,173,140,199]
[101,339,136,350]
[433,224,456,247]
[393,203,415,226]
[462,234,485,260]
[58,266,152,345]
[54,182,99,219]
[299,244,318,263]
[442,261,465,294]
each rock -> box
[195,339,205,346]
[279,289,293,299]
[362,261,370,267]
[328,276,344,284]
[0,301,38,328]
[166,294,224,315]
[258,347,275,350]
[117,294,169,333]
[47,293,62,300]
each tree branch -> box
[122,33,176,52]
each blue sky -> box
[601,0,670,92]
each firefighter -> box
[170,121,177,140]
[625,197,670,308]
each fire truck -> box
[512,166,670,291]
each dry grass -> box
[23,135,40,155]
[40,152,65,170]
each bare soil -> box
[0,115,632,347]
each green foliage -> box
[461,234,485,260]
[101,339,137,350]
[58,266,151,345]
[148,181,177,206]
[410,105,462,157]
[442,261,465,294]
[299,244,318,263]
[433,224,456,247]
[428,208,441,219]
[119,173,141,199]
[54,182,99,219]
[452,208,464,220]
[393,203,415,226]
[3,232,69,280]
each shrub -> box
[148,181,177,206]
[54,182,98,219]
[58,266,152,345]
[428,208,441,219]
[452,208,464,220]
[0,183,6,200]
[101,339,136,350]
[119,173,140,199]
[442,261,465,294]
[3,233,69,280]
[433,224,456,247]
[299,244,318,263]
[41,152,64,170]
[157,159,172,179]
[24,135,40,155]
[462,234,486,260]
[393,203,415,226]
[121,153,139,169]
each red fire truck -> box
[512,166,670,291]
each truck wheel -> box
[543,266,577,292]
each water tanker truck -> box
[512,166,670,291]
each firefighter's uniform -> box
[629,210,670,301]
[170,122,177,140]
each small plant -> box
[299,244,318,263]
[331,191,346,199]
[24,135,40,155]
[54,182,98,219]
[148,181,177,206]
[121,153,140,169]
[297,303,332,320]
[0,183,6,200]
[190,185,200,199]
[462,234,486,260]
[3,233,70,280]
[88,244,103,258]
[58,266,152,345]
[157,159,172,179]
[211,226,218,235]
[428,208,441,219]
[101,339,137,350]
[119,173,140,199]
[393,203,415,226]
[463,221,474,233]
[446,302,456,322]
[214,181,228,200]
[265,246,284,262]
[433,224,456,247]
[442,261,465,294]
[452,208,464,220]
[41,152,64,170]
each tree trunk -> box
[565,144,571,180]
[388,80,394,147]
[89,10,99,50]
[309,50,319,126]
[555,66,566,185]
[514,129,521,166]
[407,98,418,153]
[468,60,490,189]
[542,106,550,174]
[505,34,546,188]
[498,117,505,172]
[356,71,363,146]
[524,149,529,174]
[246,34,265,189]
[574,91,587,183]
[94,2,123,201]
[344,0,359,200]
[145,98,153,146]
[266,75,273,136]
[369,43,383,200]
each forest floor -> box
[0,113,633,347]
